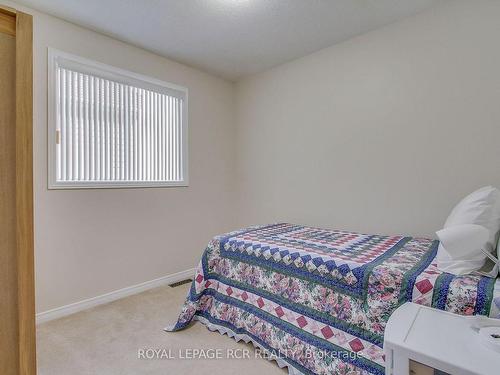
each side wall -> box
[235,0,500,237]
[5,1,237,313]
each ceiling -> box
[17,0,444,80]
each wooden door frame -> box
[0,4,35,375]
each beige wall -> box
[8,0,500,313]
[235,0,500,238]
[5,1,237,313]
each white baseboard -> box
[36,268,196,325]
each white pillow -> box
[443,186,500,254]
[436,186,500,275]
[436,251,486,275]
[435,224,488,275]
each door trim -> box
[15,11,35,375]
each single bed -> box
[167,223,500,375]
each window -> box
[48,49,188,189]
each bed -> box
[167,223,500,375]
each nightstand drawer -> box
[410,360,450,375]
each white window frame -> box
[47,48,189,189]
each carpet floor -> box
[37,283,287,375]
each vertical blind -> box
[54,64,186,186]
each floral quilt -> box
[167,223,499,375]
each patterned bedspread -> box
[167,223,500,375]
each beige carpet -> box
[37,283,287,375]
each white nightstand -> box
[384,303,500,375]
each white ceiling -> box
[17,0,444,80]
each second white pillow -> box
[436,224,489,260]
